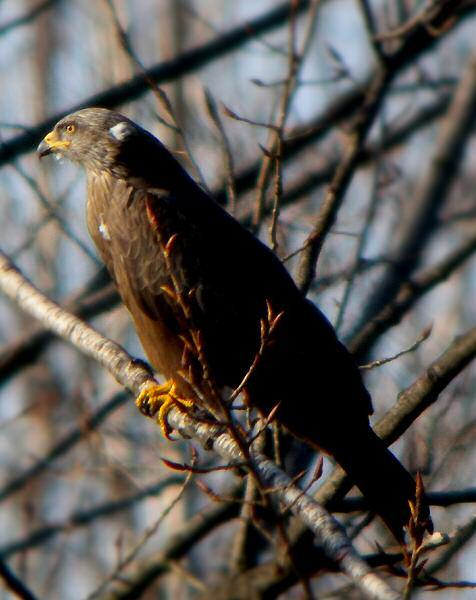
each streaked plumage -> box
[38,107,431,543]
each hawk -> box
[38,107,431,543]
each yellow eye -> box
[65,124,75,134]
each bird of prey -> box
[38,107,431,543]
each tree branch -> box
[349,44,476,347]
[219,326,476,597]
[0,0,312,166]
[0,255,399,600]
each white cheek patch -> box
[109,122,132,141]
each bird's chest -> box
[86,173,199,380]
[88,175,156,255]
[86,173,178,308]
[85,172,260,392]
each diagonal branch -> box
[0,252,399,600]
[295,0,474,293]
[101,492,241,599]
[0,559,37,600]
[349,44,476,346]
[0,269,116,385]
[316,325,476,511]
[0,390,127,504]
[213,325,476,598]
[349,232,476,358]
[296,66,390,292]
[0,476,183,558]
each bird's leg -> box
[136,380,194,439]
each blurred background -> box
[0,1,475,598]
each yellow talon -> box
[136,380,194,439]
[136,379,174,415]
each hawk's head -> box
[38,107,194,191]
[37,108,141,174]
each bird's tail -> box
[330,427,432,543]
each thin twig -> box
[203,89,237,213]
[0,477,183,558]
[86,466,195,599]
[359,326,432,371]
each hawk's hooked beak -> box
[37,130,70,158]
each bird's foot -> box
[136,380,194,439]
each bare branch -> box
[0,559,37,600]
[349,44,476,345]
[0,253,399,600]
[100,491,240,599]
[0,0,314,166]
[0,477,183,558]
[350,232,476,358]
